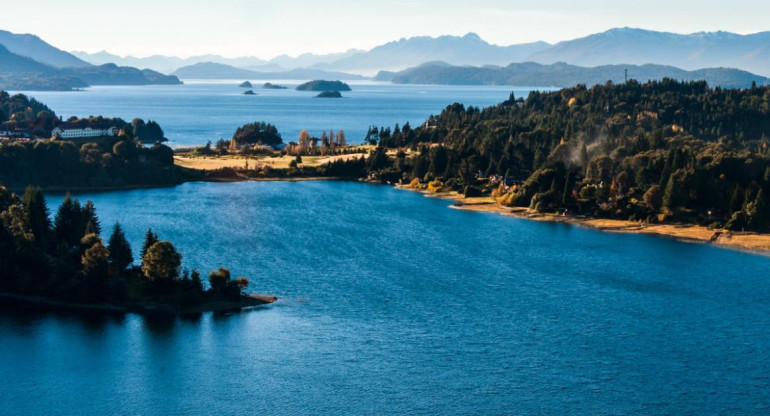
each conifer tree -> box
[108,222,133,272]
[141,228,159,259]
[21,186,50,248]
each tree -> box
[232,122,282,147]
[108,222,133,272]
[643,185,663,212]
[21,186,50,248]
[663,169,690,210]
[190,269,204,293]
[53,193,83,247]
[82,201,100,236]
[141,241,182,282]
[208,267,231,293]
[729,185,745,214]
[298,130,311,153]
[141,228,158,259]
[82,241,110,280]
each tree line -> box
[352,79,770,231]
[0,186,251,309]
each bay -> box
[15,80,530,147]
[1,181,769,415]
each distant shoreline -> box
[395,184,770,256]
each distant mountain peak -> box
[462,32,483,41]
[0,29,90,68]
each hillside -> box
[0,30,90,68]
[0,45,85,90]
[0,30,182,89]
[65,64,182,85]
[0,44,58,74]
[529,28,770,77]
[386,61,769,88]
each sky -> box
[4,0,770,59]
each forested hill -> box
[364,79,770,231]
[0,91,186,189]
[384,61,769,89]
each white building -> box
[52,126,118,140]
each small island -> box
[239,81,252,88]
[296,80,352,92]
[263,82,287,89]
[243,90,256,95]
[315,90,343,98]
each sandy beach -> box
[397,185,770,256]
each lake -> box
[16,80,532,147]
[2,181,770,415]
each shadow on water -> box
[0,298,126,332]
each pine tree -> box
[729,185,745,214]
[82,201,100,236]
[191,269,204,293]
[53,193,83,247]
[141,228,158,259]
[21,186,50,248]
[108,222,133,272]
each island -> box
[315,90,343,98]
[243,90,256,95]
[239,81,253,88]
[263,82,287,89]
[296,80,352,92]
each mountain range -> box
[0,38,181,90]
[171,62,366,80]
[529,28,770,76]
[379,61,768,89]
[3,27,770,90]
[71,29,770,77]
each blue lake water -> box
[15,80,529,147]
[2,181,770,415]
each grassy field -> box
[174,153,367,170]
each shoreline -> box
[395,184,770,256]
[28,169,770,256]
[0,292,277,315]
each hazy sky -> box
[4,0,769,58]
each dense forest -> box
[0,186,256,311]
[356,79,770,231]
[383,62,768,89]
[0,91,186,189]
[0,133,182,189]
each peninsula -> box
[0,186,275,315]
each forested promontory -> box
[356,79,770,232]
[0,91,187,189]
[0,186,271,313]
